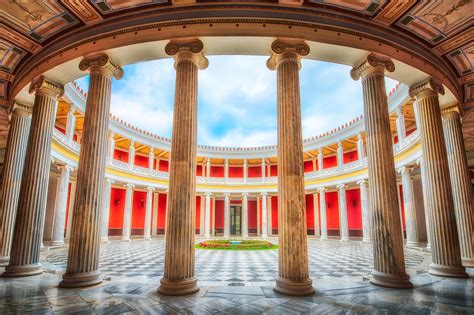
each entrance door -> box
[230,205,242,236]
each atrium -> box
[0,1,473,313]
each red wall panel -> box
[304,160,314,173]
[326,191,339,231]
[346,189,362,230]
[114,149,129,163]
[323,156,337,168]
[157,193,167,229]
[406,127,416,136]
[343,150,358,164]
[270,165,278,176]
[132,191,146,230]
[196,196,201,229]
[305,194,314,229]
[271,196,278,229]
[134,154,149,167]
[210,166,224,178]
[109,188,125,229]
[55,125,66,135]
[158,160,169,172]
[196,164,203,176]
[248,200,257,229]
[215,200,224,229]
[248,166,262,178]
[229,166,243,178]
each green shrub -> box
[195,239,278,251]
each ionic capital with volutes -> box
[165,39,208,70]
[441,105,460,121]
[357,179,368,186]
[145,186,155,193]
[79,52,123,79]
[350,53,395,81]
[409,78,445,100]
[12,102,32,117]
[317,187,327,193]
[267,39,310,70]
[29,75,64,98]
[398,166,413,175]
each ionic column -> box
[243,159,248,183]
[313,192,320,237]
[261,160,266,180]
[211,197,216,236]
[206,159,211,178]
[65,105,76,143]
[60,53,123,288]
[65,180,77,240]
[242,193,249,239]
[358,180,371,243]
[357,133,365,160]
[337,142,344,170]
[128,141,135,170]
[149,148,155,172]
[317,149,323,173]
[395,107,406,143]
[224,159,229,181]
[100,178,114,242]
[152,192,159,236]
[3,76,63,277]
[204,192,211,238]
[399,167,421,247]
[50,165,74,246]
[107,131,115,164]
[267,194,273,236]
[410,78,468,277]
[224,193,230,238]
[268,39,313,296]
[337,184,349,241]
[158,39,208,296]
[0,103,32,266]
[261,192,268,238]
[442,108,474,267]
[416,158,432,251]
[122,183,135,241]
[144,187,154,240]
[318,188,328,240]
[351,53,411,288]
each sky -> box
[75,56,398,147]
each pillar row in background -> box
[351,53,412,289]
[60,52,123,288]
[399,167,421,247]
[358,180,371,243]
[158,39,208,296]
[268,39,314,296]
[3,76,63,277]
[122,183,135,241]
[337,184,349,241]
[144,186,154,240]
[204,193,212,238]
[224,193,230,238]
[242,193,249,239]
[318,187,328,240]
[100,178,114,242]
[410,79,467,278]
[0,103,32,266]
[50,165,74,246]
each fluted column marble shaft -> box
[442,108,474,267]
[351,53,411,288]
[358,180,371,243]
[416,158,432,250]
[0,103,32,266]
[100,179,114,242]
[50,165,74,246]
[3,76,63,277]
[60,53,123,288]
[261,193,268,238]
[399,167,421,247]
[224,193,231,238]
[242,193,249,239]
[122,184,135,241]
[268,39,313,296]
[158,39,208,296]
[319,188,328,240]
[144,187,154,240]
[337,185,349,241]
[410,78,467,277]
[204,193,212,238]
[313,192,320,237]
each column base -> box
[100,238,110,244]
[273,276,315,296]
[121,238,131,242]
[370,270,412,289]
[157,277,199,296]
[60,270,102,288]
[340,237,350,242]
[143,237,151,241]
[428,263,469,278]
[320,236,329,241]
[362,238,372,243]
[405,241,423,248]
[462,257,474,268]
[48,241,65,247]
[2,263,43,277]
[0,256,9,267]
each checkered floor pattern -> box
[46,239,427,285]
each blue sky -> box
[75,56,398,147]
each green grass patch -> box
[195,239,278,251]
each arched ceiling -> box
[0,0,472,154]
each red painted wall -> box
[346,189,362,230]
[406,127,417,136]
[229,166,244,178]
[132,191,146,232]
[325,191,339,233]
[158,160,169,172]
[248,200,257,229]
[195,196,201,230]
[210,166,224,177]
[157,193,167,229]
[343,150,358,164]
[55,125,66,135]
[323,156,337,169]
[196,164,203,176]
[270,165,278,176]
[114,149,129,163]
[215,200,224,229]
[271,196,278,229]
[399,185,406,230]
[109,188,126,230]
[134,154,148,167]
[248,166,262,178]
[304,161,314,173]
[305,194,314,229]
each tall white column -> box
[399,167,420,247]
[318,149,323,173]
[313,192,320,237]
[144,187,154,240]
[257,196,261,235]
[417,158,432,250]
[224,159,229,180]
[122,184,135,241]
[337,142,344,170]
[357,133,365,160]
[128,141,135,170]
[50,165,73,246]
[224,193,230,238]
[65,105,76,144]
[100,178,114,242]
[243,159,248,183]
[396,107,406,143]
[261,160,266,180]
[65,180,77,240]
[206,159,211,178]
[338,184,349,241]
[148,148,155,171]
[211,197,216,236]
[319,188,328,240]
[107,131,115,164]
[358,180,371,242]
[152,191,159,236]
[242,193,249,239]
[204,193,212,238]
[267,194,272,236]
[261,192,268,239]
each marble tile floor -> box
[0,239,473,314]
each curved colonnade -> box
[0,37,472,296]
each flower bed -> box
[196,239,278,250]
